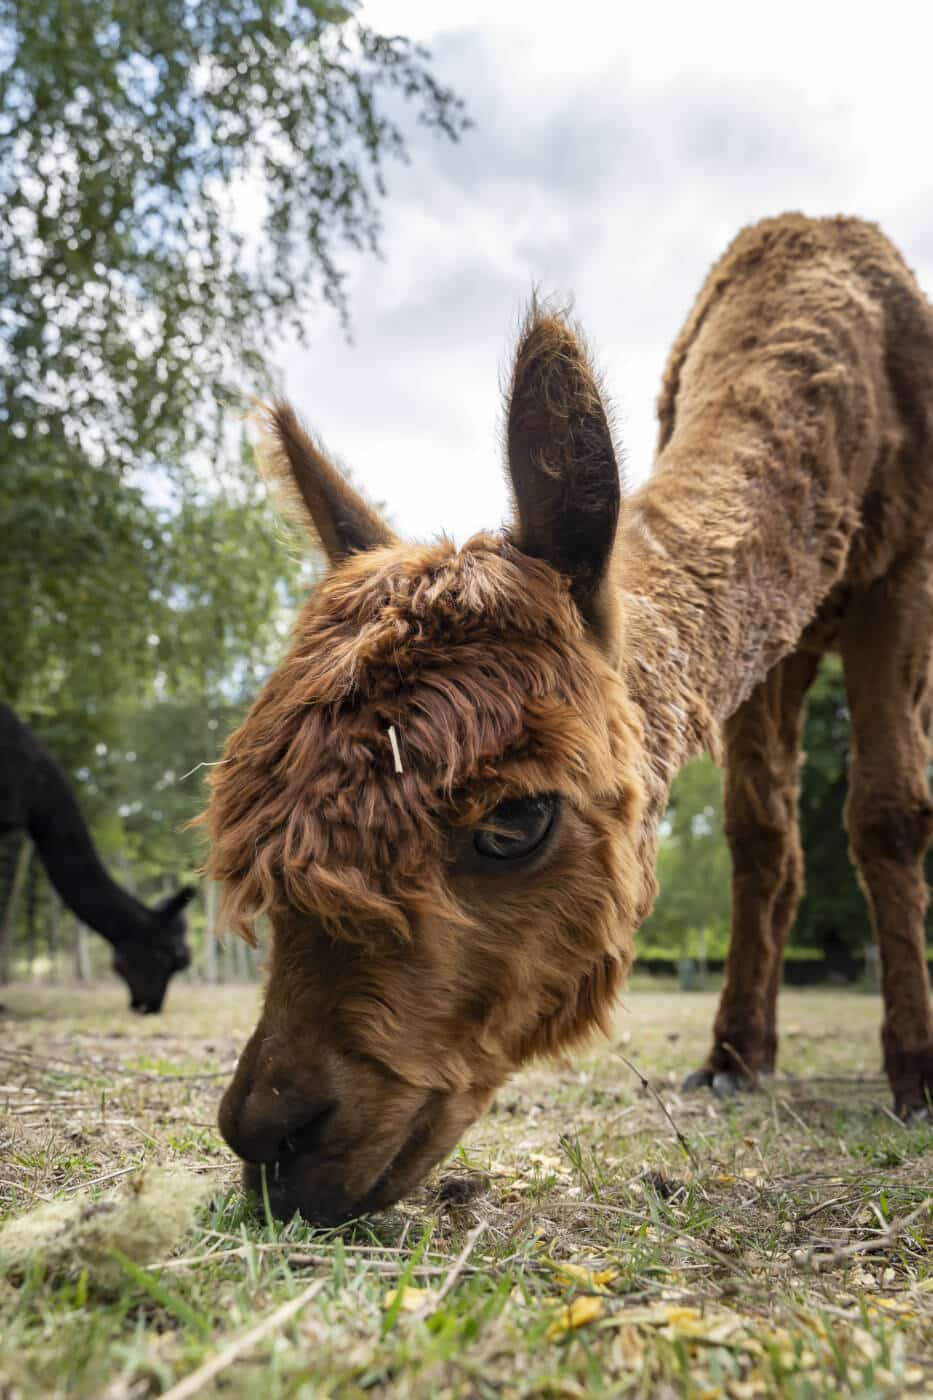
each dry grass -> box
[1,979,931,1398]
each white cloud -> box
[270,1,933,541]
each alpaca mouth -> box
[130,995,164,1015]
[251,1100,438,1225]
[353,1108,434,1214]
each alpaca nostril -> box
[220,1084,339,1166]
[277,1100,337,1160]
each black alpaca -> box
[0,704,194,1012]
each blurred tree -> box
[793,656,866,957]
[0,0,467,719]
[9,439,313,763]
[0,1,452,971]
[640,755,731,953]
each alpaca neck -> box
[25,750,150,949]
[614,419,850,822]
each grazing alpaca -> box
[207,213,933,1224]
[0,704,194,1012]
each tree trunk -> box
[204,881,219,985]
[234,932,249,982]
[0,838,33,984]
[46,888,62,984]
[73,919,92,982]
[25,859,39,976]
[221,935,234,985]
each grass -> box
[0,980,931,1398]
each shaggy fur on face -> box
[208,527,649,1221]
[208,213,933,1223]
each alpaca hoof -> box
[681,1069,713,1093]
[712,1071,740,1099]
[899,1104,930,1126]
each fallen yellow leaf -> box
[383,1286,432,1313]
[528,1153,565,1172]
[865,1294,915,1317]
[662,1306,703,1327]
[546,1294,605,1338]
[551,1262,619,1292]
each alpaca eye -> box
[473,795,558,861]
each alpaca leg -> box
[684,650,819,1096]
[840,564,933,1118]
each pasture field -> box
[0,981,931,1399]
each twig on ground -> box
[409,1222,487,1321]
[197,1230,454,1258]
[796,1193,854,1223]
[162,1249,480,1277]
[162,1231,527,1286]
[722,1041,820,1143]
[776,1095,819,1142]
[159,1278,326,1400]
[126,1123,161,1148]
[66,1161,146,1193]
[809,1194,932,1266]
[614,1050,699,1170]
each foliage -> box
[0,0,467,727]
[0,0,462,925]
[793,656,868,956]
[9,447,305,735]
[0,0,467,473]
[641,755,730,953]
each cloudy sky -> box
[277,0,933,541]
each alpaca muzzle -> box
[217,1022,492,1223]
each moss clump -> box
[0,1167,213,1294]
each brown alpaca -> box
[206,213,933,1224]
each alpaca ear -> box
[505,309,621,621]
[256,401,397,564]
[158,886,196,920]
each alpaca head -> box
[207,312,652,1224]
[112,885,195,1014]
